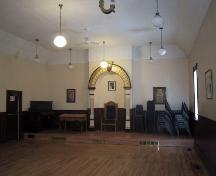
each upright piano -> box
[24,101,57,132]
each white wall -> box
[189,0,216,121]
[0,28,192,112]
[46,63,89,110]
[132,46,189,110]
[0,54,50,112]
[94,73,125,108]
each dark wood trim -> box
[191,113,216,176]
[53,110,88,114]
[0,112,7,143]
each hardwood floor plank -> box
[0,139,208,176]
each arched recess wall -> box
[88,63,132,130]
[88,64,131,90]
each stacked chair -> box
[165,101,191,136]
[134,105,145,132]
[158,110,175,135]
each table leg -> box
[86,119,87,133]
[81,121,83,133]
[64,121,66,131]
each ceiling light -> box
[100,41,108,68]
[158,47,167,56]
[158,27,167,56]
[68,48,73,69]
[53,4,67,48]
[54,35,67,48]
[34,38,39,63]
[152,0,164,28]
[100,61,108,68]
[149,42,153,63]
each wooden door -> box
[6,90,22,141]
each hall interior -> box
[0,0,216,176]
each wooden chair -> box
[101,101,118,132]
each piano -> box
[24,101,57,132]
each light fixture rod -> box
[35,38,39,57]
[160,27,163,47]
[156,0,159,13]
[69,48,72,62]
[59,4,63,34]
[149,42,152,58]
[103,41,105,61]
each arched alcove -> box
[88,64,131,90]
[88,63,132,130]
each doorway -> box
[193,64,199,120]
[6,90,22,141]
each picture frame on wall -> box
[108,81,116,91]
[205,69,213,99]
[66,89,76,103]
[153,87,166,104]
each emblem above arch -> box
[88,64,132,90]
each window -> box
[193,64,199,120]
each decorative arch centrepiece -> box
[88,63,132,90]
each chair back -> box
[104,101,118,121]
[165,101,174,117]
[147,100,155,111]
[135,105,144,115]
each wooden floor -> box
[24,131,194,147]
[0,132,208,176]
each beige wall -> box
[0,51,191,112]
[189,0,216,121]
[132,59,189,110]
[94,72,125,108]
[0,55,50,112]
[0,55,89,111]
[47,63,89,110]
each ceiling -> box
[0,0,211,55]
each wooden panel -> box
[191,114,216,176]
[0,112,7,142]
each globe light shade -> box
[152,13,164,28]
[34,55,39,63]
[100,61,108,68]
[149,57,153,64]
[53,35,67,47]
[68,62,73,69]
[158,47,167,56]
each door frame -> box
[6,90,22,141]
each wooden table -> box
[59,114,87,132]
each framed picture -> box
[153,87,166,104]
[205,69,213,99]
[108,81,116,91]
[66,89,76,103]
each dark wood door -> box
[6,90,22,141]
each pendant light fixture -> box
[158,27,167,56]
[34,38,39,63]
[68,48,73,69]
[152,0,164,28]
[149,42,153,63]
[53,4,67,48]
[100,41,108,68]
